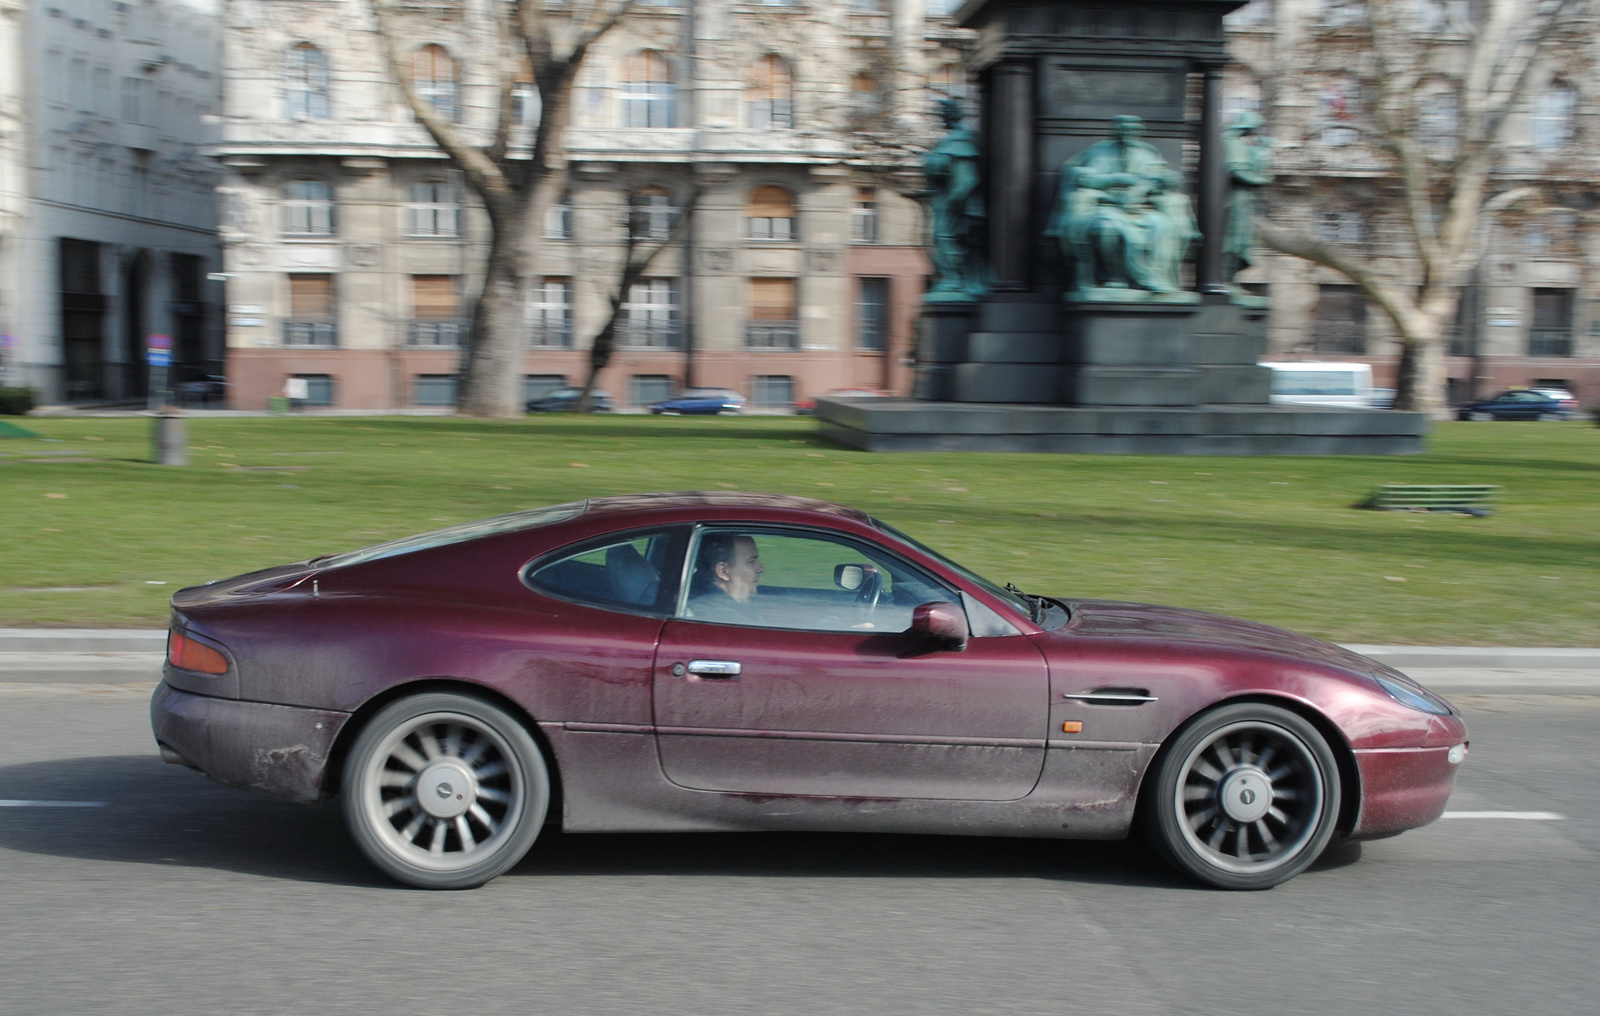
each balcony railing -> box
[283,320,337,347]
[406,318,469,348]
[1528,329,1574,357]
[617,322,683,349]
[745,320,800,349]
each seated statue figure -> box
[1045,116,1199,296]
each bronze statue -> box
[921,98,988,302]
[1045,115,1198,297]
[1223,111,1273,288]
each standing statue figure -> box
[1222,111,1274,289]
[921,98,988,302]
[1045,115,1199,296]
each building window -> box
[414,44,460,122]
[1530,288,1574,356]
[629,187,678,240]
[850,186,878,243]
[285,274,337,347]
[1532,83,1576,150]
[1315,210,1367,248]
[1224,74,1262,117]
[1447,285,1480,357]
[405,182,462,236]
[525,374,567,402]
[849,72,884,125]
[292,374,336,406]
[856,277,889,351]
[747,186,796,241]
[747,54,794,129]
[621,279,681,348]
[527,278,573,348]
[620,50,675,128]
[407,275,465,347]
[930,64,974,118]
[751,375,795,409]
[630,374,674,408]
[121,76,146,124]
[413,374,459,406]
[1417,88,1459,156]
[546,193,573,239]
[512,58,540,128]
[747,277,799,349]
[286,43,331,120]
[281,180,335,236]
[1317,75,1359,146]
[1311,284,1367,355]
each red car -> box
[152,493,1467,890]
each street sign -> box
[148,349,172,367]
[148,333,173,351]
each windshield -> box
[312,501,586,570]
[871,519,1033,619]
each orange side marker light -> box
[1062,721,1083,734]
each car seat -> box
[605,544,660,607]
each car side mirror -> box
[910,601,969,651]
[834,564,865,591]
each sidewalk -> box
[2,629,1597,694]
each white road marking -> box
[1440,810,1565,820]
[0,800,108,808]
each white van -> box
[1261,361,1376,408]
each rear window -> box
[1271,371,1361,396]
[313,502,585,570]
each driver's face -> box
[715,536,764,602]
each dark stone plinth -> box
[815,398,1428,456]
[1065,367,1198,406]
[952,363,1061,402]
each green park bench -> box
[1368,483,1501,514]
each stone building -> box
[0,0,223,403]
[214,0,973,411]
[1227,0,1600,406]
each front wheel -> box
[1143,702,1340,890]
[342,692,549,889]
[1468,410,1494,422]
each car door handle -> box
[685,660,742,678]
[1062,691,1157,705]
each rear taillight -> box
[168,631,229,674]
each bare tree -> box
[367,0,636,418]
[1256,0,1584,417]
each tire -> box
[1538,413,1560,422]
[1143,702,1340,890]
[1468,411,1493,422]
[342,692,550,889]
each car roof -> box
[579,491,871,523]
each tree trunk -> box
[457,205,531,418]
[1390,311,1449,419]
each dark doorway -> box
[122,251,149,399]
[60,238,107,400]
[169,253,206,383]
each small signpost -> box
[146,334,186,466]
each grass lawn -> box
[2,414,1597,645]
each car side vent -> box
[1061,687,1157,706]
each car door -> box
[651,526,1050,801]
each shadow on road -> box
[0,754,1197,891]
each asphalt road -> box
[1,687,1596,1016]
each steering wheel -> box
[854,565,883,618]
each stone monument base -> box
[814,399,1427,455]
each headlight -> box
[1374,674,1452,715]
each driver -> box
[686,533,764,624]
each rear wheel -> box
[1468,410,1493,422]
[1144,702,1340,890]
[342,692,549,889]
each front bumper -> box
[1348,745,1463,839]
[150,681,352,804]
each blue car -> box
[649,387,746,415]
[1456,389,1568,421]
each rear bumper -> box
[150,681,352,804]
[1348,745,1463,840]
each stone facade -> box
[0,0,223,403]
[1228,0,1600,406]
[214,1,974,411]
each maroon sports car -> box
[152,492,1467,890]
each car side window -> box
[680,527,959,634]
[527,529,685,615]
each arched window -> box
[285,43,330,120]
[413,44,459,122]
[282,180,335,235]
[747,186,796,241]
[747,55,794,130]
[621,51,675,128]
[1532,82,1576,150]
[630,186,677,240]
[405,181,461,237]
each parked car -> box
[1456,389,1569,421]
[794,388,893,415]
[1528,387,1580,417]
[1370,388,1397,410]
[1261,362,1377,408]
[153,492,1466,891]
[525,387,613,413]
[650,388,745,415]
